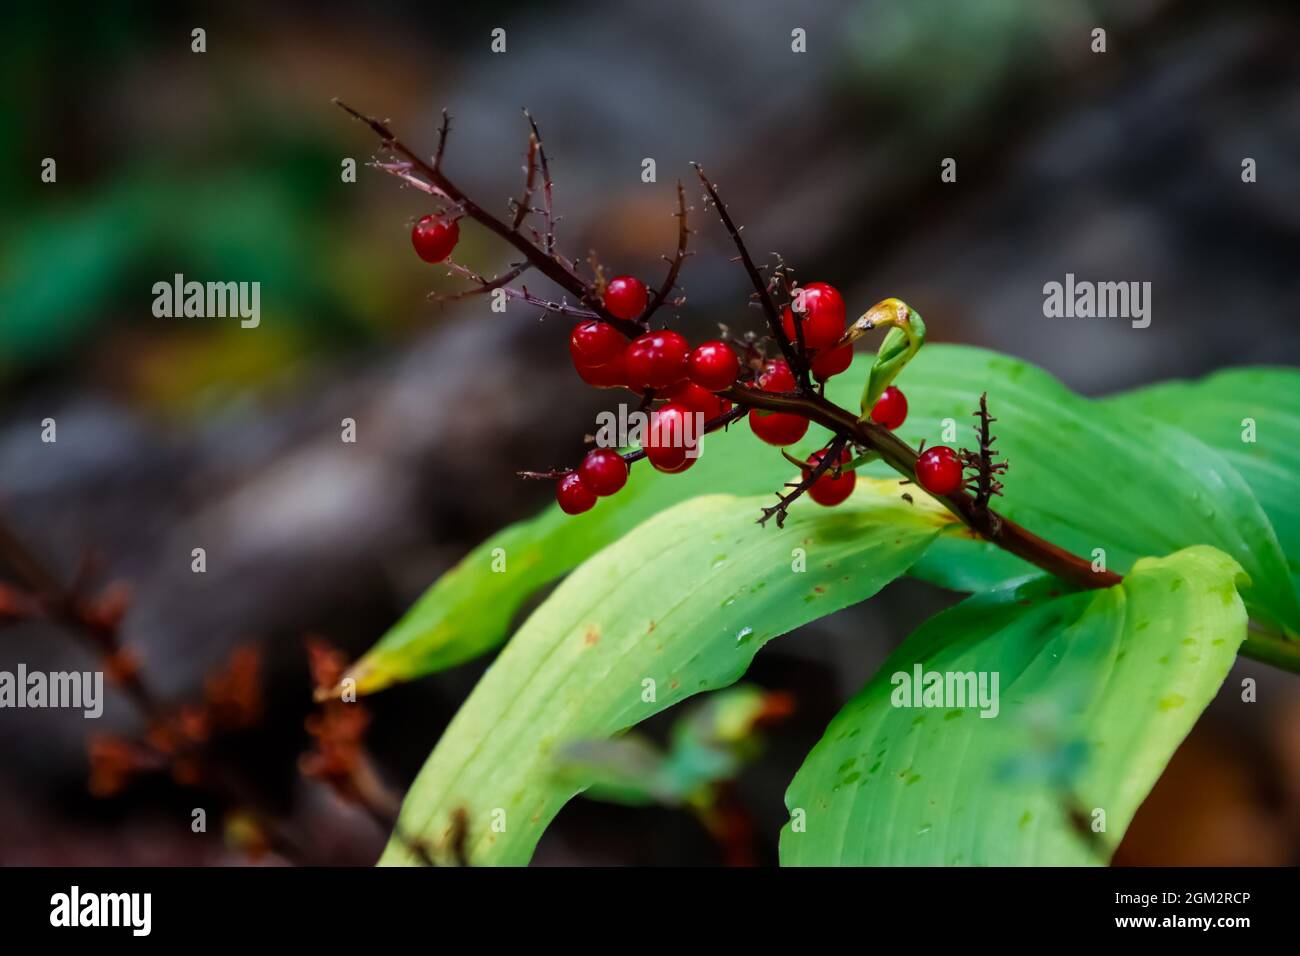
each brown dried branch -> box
[302,638,434,865]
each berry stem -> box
[517,405,746,480]
[722,384,1119,591]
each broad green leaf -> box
[829,345,1299,634]
[781,545,1248,865]
[1104,368,1300,596]
[379,481,954,865]
[343,422,824,694]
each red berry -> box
[870,386,908,430]
[603,275,648,321]
[411,214,459,263]
[915,445,964,496]
[748,404,810,446]
[805,446,857,507]
[662,380,726,420]
[781,282,846,350]
[576,351,628,389]
[810,344,854,380]
[687,340,740,391]
[643,402,701,473]
[624,330,690,390]
[755,359,797,392]
[748,360,809,446]
[578,448,629,496]
[556,472,597,514]
[570,321,625,369]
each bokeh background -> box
[1,0,1298,864]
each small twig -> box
[759,435,848,528]
[523,110,557,255]
[641,181,691,323]
[433,261,530,303]
[510,133,540,231]
[959,392,1008,524]
[433,109,451,170]
[693,164,806,381]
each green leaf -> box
[343,420,824,695]
[1103,367,1300,597]
[780,545,1248,866]
[829,345,1299,634]
[379,481,953,865]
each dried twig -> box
[641,181,691,322]
[959,392,1008,525]
[759,435,848,528]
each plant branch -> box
[335,100,642,337]
[641,180,691,322]
[693,164,808,384]
[723,385,1117,591]
[518,406,746,481]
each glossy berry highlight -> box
[748,360,810,447]
[805,446,857,507]
[570,321,625,369]
[662,381,728,421]
[781,281,846,350]
[575,351,627,389]
[603,275,649,321]
[687,340,740,392]
[411,214,460,263]
[578,449,629,497]
[643,402,699,473]
[915,445,963,496]
[624,330,690,390]
[556,472,597,514]
[870,386,908,430]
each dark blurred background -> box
[1,0,1298,865]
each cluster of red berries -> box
[559,277,957,514]
[556,448,629,515]
[779,282,855,380]
[410,211,964,515]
